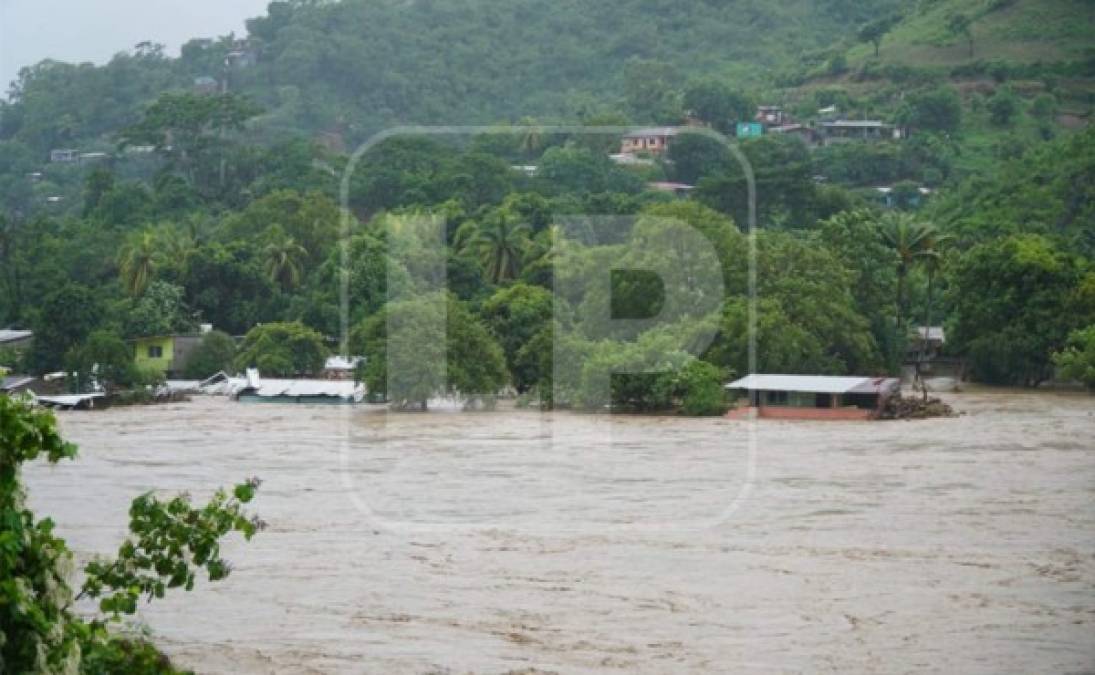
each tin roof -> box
[0,329,33,343]
[822,120,890,128]
[725,374,900,394]
[623,126,680,138]
[324,355,364,371]
[1,375,36,391]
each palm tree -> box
[118,230,158,296]
[469,210,531,284]
[880,212,936,330]
[517,117,543,158]
[263,228,308,290]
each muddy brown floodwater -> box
[23,388,1095,674]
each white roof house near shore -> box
[725,374,901,420]
[725,374,899,394]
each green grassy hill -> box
[845,0,1094,68]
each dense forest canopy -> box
[0,0,1093,404]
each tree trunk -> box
[919,268,935,402]
[895,267,907,331]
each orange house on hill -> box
[620,127,679,155]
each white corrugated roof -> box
[1,375,35,390]
[825,120,888,128]
[0,330,33,343]
[324,355,364,371]
[246,379,362,399]
[725,374,898,394]
[623,126,680,138]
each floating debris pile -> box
[880,394,958,420]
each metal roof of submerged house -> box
[0,329,33,344]
[725,374,899,394]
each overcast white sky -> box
[0,0,272,92]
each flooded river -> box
[24,389,1095,673]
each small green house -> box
[133,335,203,378]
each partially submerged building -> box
[0,329,34,350]
[725,374,900,420]
[133,334,204,378]
[236,369,363,404]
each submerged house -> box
[0,329,34,350]
[725,374,900,420]
[133,334,204,378]
[236,369,363,404]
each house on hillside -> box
[725,374,901,420]
[647,181,694,197]
[874,184,933,209]
[49,149,79,163]
[907,326,946,361]
[133,334,205,378]
[819,120,903,145]
[193,76,219,94]
[768,123,819,145]
[620,127,679,155]
[755,106,787,128]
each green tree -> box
[118,230,159,297]
[467,209,531,284]
[183,330,238,378]
[858,15,899,57]
[622,58,682,123]
[480,283,555,392]
[682,80,753,134]
[234,321,327,376]
[948,13,974,58]
[819,209,901,370]
[124,280,196,338]
[880,212,936,330]
[119,92,262,196]
[987,86,1019,126]
[352,294,508,409]
[263,227,309,290]
[65,330,136,393]
[675,359,727,416]
[949,235,1090,386]
[29,284,102,374]
[220,190,339,268]
[667,133,733,185]
[1053,325,1095,390]
[896,87,963,132]
[180,243,277,335]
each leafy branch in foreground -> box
[0,394,263,673]
[79,478,265,618]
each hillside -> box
[843,0,1094,69]
[2,0,903,154]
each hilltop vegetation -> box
[0,0,1092,399]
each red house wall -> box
[725,406,875,421]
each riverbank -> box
[24,389,1095,673]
